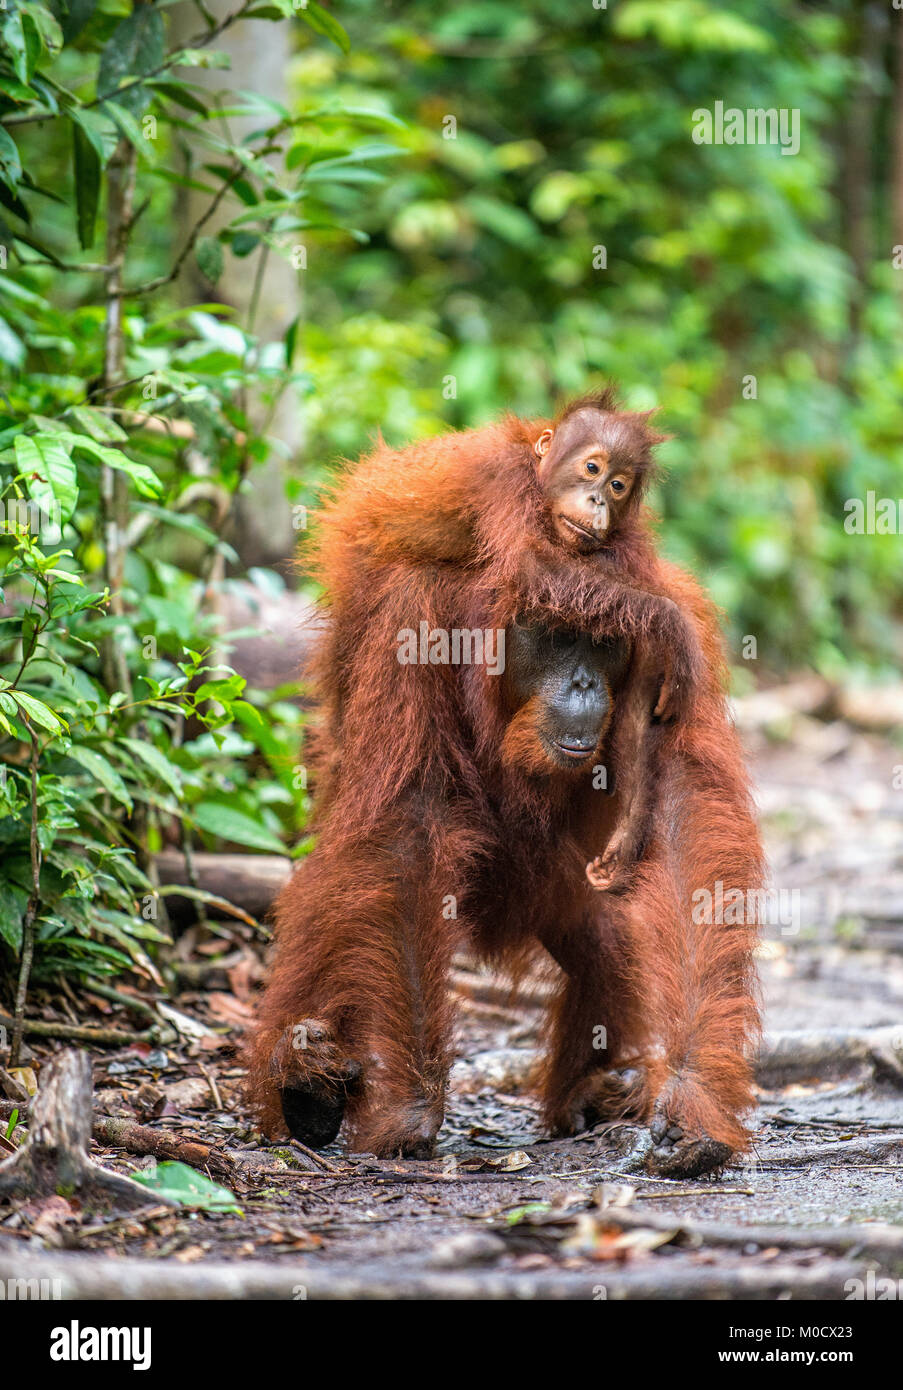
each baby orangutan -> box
[323,388,697,731]
[533,404,653,552]
[531,399,675,720]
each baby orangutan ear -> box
[533,428,553,460]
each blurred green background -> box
[5,0,903,675]
[0,0,901,994]
[294,0,903,679]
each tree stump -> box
[0,1049,172,1210]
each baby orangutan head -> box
[533,389,666,553]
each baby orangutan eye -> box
[584,459,601,476]
[609,477,628,495]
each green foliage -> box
[294,0,903,670]
[0,0,379,994]
[0,0,901,1005]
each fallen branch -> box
[757,1025,903,1085]
[0,1066,30,1105]
[157,884,262,932]
[0,1246,866,1300]
[92,1115,233,1177]
[755,1134,903,1168]
[155,851,290,923]
[0,1013,173,1048]
[592,1204,903,1268]
[288,1138,342,1174]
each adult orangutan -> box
[245,396,765,1176]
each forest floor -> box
[1,693,902,1299]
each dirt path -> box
[1,714,902,1299]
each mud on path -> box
[1,709,902,1299]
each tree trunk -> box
[169,0,302,571]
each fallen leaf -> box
[173,1245,207,1263]
[163,1076,211,1111]
[21,1195,78,1241]
[461,1149,533,1173]
[226,955,261,1001]
[206,993,255,1027]
[593,1182,636,1209]
[157,1002,217,1039]
[8,1066,38,1097]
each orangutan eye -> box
[609,477,627,495]
[585,459,601,476]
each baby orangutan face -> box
[534,405,653,553]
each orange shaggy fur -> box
[244,400,764,1172]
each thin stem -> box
[99,136,138,699]
[124,162,244,298]
[9,724,41,1068]
[246,240,270,334]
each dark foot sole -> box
[273,1018,362,1149]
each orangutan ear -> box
[533,428,554,460]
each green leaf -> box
[203,163,255,204]
[97,5,166,116]
[102,100,157,161]
[57,0,96,44]
[130,1161,242,1214]
[310,102,405,129]
[170,48,231,70]
[284,312,300,365]
[130,502,237,560]
[0,883,28,951]
[65,746,133,810]
[22,3,63,54]
[195,235,223,284]
[15,432,79,523]
[68,107,108,165]
[2,10,43,85]
[229,230,259,258]
[68,437,163,499]
[147,79,209,117]
[299,0,350,53]
[0,128,23,193]
[68,405,128,443]
[0,316,25,369]
[71,120,101,249]
[192,802,285,854]
[194,673,245,702]
[120,737,183,797]
[10,689,66,734]
[0,75,39,103]
[464,194,539,247]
